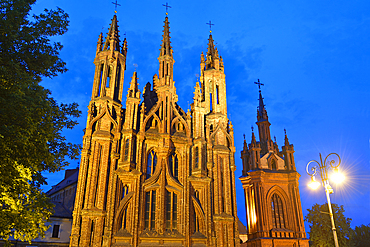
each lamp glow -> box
[331,168,345,184]
[308,176,320,190]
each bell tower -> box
[70,14,127,247]
[240,82,309,247]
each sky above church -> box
[34,0,370,229]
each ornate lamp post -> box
[306,153,344,247]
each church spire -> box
[254,79,273,155]
[256,79,268,121]
[103,14,120,52]
[158,14,175,84]
[159,16,172,58]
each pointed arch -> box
[266,185,290,230]
[113,191,134,233]
[169,153,179,179]
[146,149,157,179]
[89,103,118,130]
[191,196,206,233]
[210,122,233,147]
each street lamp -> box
[306,153,344,247]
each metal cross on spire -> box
[254,79,264,92]
[206,21,214,33]
[112,0,121,13]
[162,2,171,15]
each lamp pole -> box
[306,153,341,247]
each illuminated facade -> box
[240,86,309,247]
[69,13,240,247]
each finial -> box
[254,79,264,92]
[243,134,245,140]
[251,126,254,132]
[284,128,287,136]
[274,136,277,142]
[162,2,171,16]
[206,21,214,33]
[133,63,138,72]
[112,0,121,14]
[124,32,126,39]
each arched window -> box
[124,139,129,161]
[194,147,199,169]
[271,193,285,229]
[169,154,178,179]
[146,150,157,179]
[166,190,178,230]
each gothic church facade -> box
[70,14,240,247]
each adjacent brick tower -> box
[70,13,240,247]
[239,83,309,247]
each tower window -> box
[146,150,157,179]
[144,190,156,230]
[210,93,213,111]
[271,193,285,229]
[216,85,219,104]
[194,147,199,169]
[98,64,104,96]
[169,154,179,179]
[124,139,129,161]
[106,66,111,88]
[166,191,178,230]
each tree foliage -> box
[350,224,370,247]
[0,0,80,243]
[305,203,352,247]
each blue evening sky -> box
[33,0,370,230]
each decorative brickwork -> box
[70,14,240,247]
[240,86,309,247]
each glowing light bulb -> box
[308,176,320,190]
[331,168,345,184]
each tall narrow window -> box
[166,191,178,230]
[144,191,156,230]
[169,154,178,179]
[124,139,129,161]
[147,150,157,179]
[122,185,129,200]
[220,158,224,213]
[194,147,199,169]
[193,206,199,233]
[216,85,219,104]
[98,64,104,96]
[210,93,213,111]
[271,193,285,228]
[106,66,111,88]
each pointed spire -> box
[96,32,103,54]
[127,71,139,98]
[193,80,202,104]
[103,15,120,51]
[122,37,127,56]
[284,128,290,146]
[251,127,257,146]
[255,79,268,121]
[160,16,172,57]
